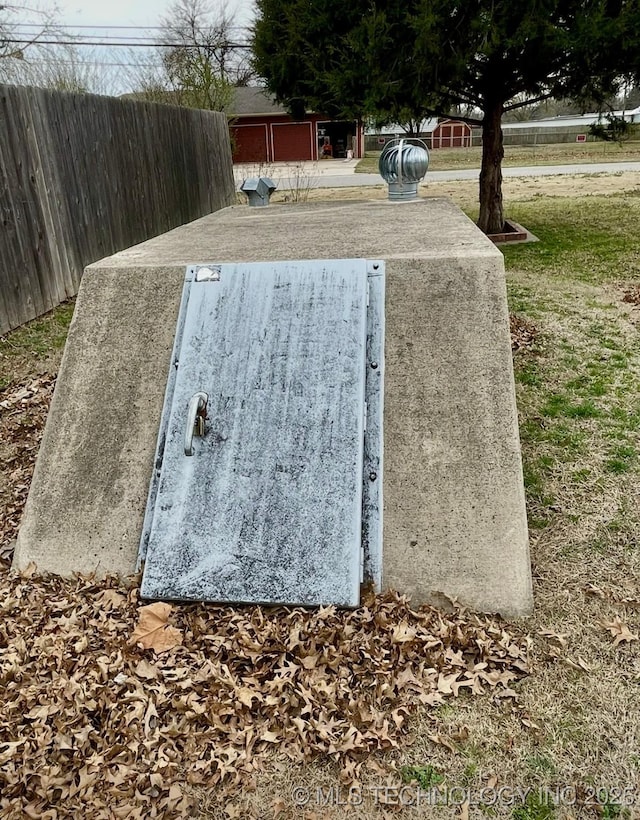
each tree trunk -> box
[477,100,505,235]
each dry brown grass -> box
[357,140,640,173]
[293,169,640,211]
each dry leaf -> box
[451,725,469,742]
[272,798,287,817]
[563,656,591,673]
[0,741,24,765]
[391,622,418,643]
[437,672,460,695]
[520,717,542,731]
[260,730,280,743]
[134,659,159,679]
[96,589,127,609]
[510,315,538,352]
[495,687,519,700]
[602,616,639,647]
[538,630,569,651]
[129,602,183,653]
[428,733,457,753]
[237,687,259,708]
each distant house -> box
[229,87,364,163]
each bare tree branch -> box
[132,0,254,110]
[0,2,59,62]
[504,92,554,113]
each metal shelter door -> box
[139,259,374,607]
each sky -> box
[9,0,257,94]
[58,0,255,29]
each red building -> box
[430,118,473,148]
[230,87,364,163]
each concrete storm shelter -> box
[14,198,532,616]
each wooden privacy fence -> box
[0,84,236,335]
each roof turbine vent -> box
[378,138,429,202]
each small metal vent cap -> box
[240,176,277,207]
[378,138,429,201]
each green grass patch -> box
[501,197,640,285]
[601,803,631,819]
[399,764,444,790]
[609,352,630,369]
[0,300,75,388]
[1,301,74,357]
[522,456,556,527]
[540,393,601,419]
[515,360,543,387]
[565,374,609,397]
[504,204,640,539]
[525,754,556,775]
[571,467,592,483]
[519,418,586,453]
[604,443,637,473]
[506,282,542,316]
[512,791,556,820]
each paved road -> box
[272,160,640,190]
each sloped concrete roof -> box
[15,198,532,616]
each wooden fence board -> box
[0,85,236,335]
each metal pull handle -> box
[184,392,208,456]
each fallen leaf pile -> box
[509,314,538,353]
[0,570,531,818]
[0,376,55,563]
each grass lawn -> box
[406,190,640,819]
[356,140,640,173]
[2,177,640,818]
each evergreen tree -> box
[254,0,636,233]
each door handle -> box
[184,392,208,456]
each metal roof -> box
[502,107,640,130]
